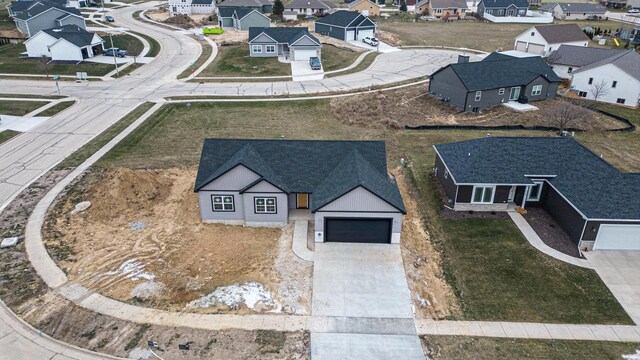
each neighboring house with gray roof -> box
[218,0,273,13]
[285,0,337,15]
[248,27,321,60]
[9,0,84,37]
[546,45,625,79]
[314,11,376,41]
[428,52,561,112]
[24,24,103,61]
[217,7,270,29]
[434,137,640,251]
[514,24,589,56]
[570,50,640,106]
[539,2,605,20]
[168,0,215,16]
[477,0,529,18]
[194,139,406,244]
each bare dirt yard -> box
[330,86,628,131]
[44,168,312,315]
[394,168,460,319]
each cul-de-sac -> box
[0,0,639,358]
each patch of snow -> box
[70,201,91,215]
[623,350,640,359]
[128,347,153,360]
[187,281,281,312]
[105,259,155,282]
[129,221,146,231]
[1,237,19,248]
[131,281,165,299]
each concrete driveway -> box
[290,60,324,81]
[585,251,640,325]
[348,40,399,53]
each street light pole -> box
[109,33,119,77]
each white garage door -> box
[527,43,545,55]
[593,224,640,250]
[357,29,374,40]
[346,30,356,41]
[293,49,317,61]
[515,41,527,51]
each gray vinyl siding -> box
[58,15,85,28]
[25,9,85,37]
[435,154,457,203]
[315,23,345,40]
[243,193,288,223]
[249,33,278,57]
[429,66,468,110]
[461,79,556,112]
[198,191,244,221]
[494,186,511,203]
[455,185,509,204]
[220,17,233,27]
[314,211,403,234]
[262,4,273,12]
[15,19,29,35]
[477,2,485,15]
[317,186,399,212]
[523,76,558,102]
[582,220,640,241]
[199,165,260,191]
[540,184,585,244]
[243,180,281,193]
[236,12,270,30]
[456,185,473,203]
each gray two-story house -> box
[248,27,321,61]
[477,0,529,17]
[428,53,560,112]
[10,0,84,37]
[218,0,273,13]
[194,139,406,244]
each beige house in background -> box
[429,0,468,18]
[414,0,430,14]
[347,0,381,16]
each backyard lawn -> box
[422,336,640,360]
[93,97,638,325]
[198,44,291,77]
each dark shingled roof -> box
[534,23,589,44]
[233,7,257,18]
[42,24,98,47]
[285,0,336,9]
[429,0,468,9]
[217,7,235,16]
[315,10,371,27]
[434,137,640,220]
[219,0,271,7]
[549,45,625,67]
[431,53,560,91]
[248,26,319,45]
[480,0,529,8]
[13,0,80,20]
[195,139,406,213]
[540,2,605,13]
[572,49,640,81]
[192,0,214,4]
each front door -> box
[508,186,516,202]
[296,193,309,209]
[509,86,521,101]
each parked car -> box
[309,56,322,70]
[88,1,99,7]
[628,8,639,13]
[105,15,114,22]
[362,36,379,46]
[104,48,128,57]
[420,15,436,21]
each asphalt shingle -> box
[480,0,529,8]
[549,45,625,67]
[248,26,319,45]
[43,24,97,47]
[534,23,590,44]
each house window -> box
[212,195,234,211]
[567,67,573,73]
[444,169,449,179]
[612,81,617,88]
[578,91,587,97]
[531,85,542,96]
[498,88,505,95]
[588,77,593,85]
[531,31,535,36]
[265,45,276,53]
[475,91,482,101]
[527,181,543,201]
[436,8,442,13]
[617,98,626,104]
[255,197,277,213]
[472,107,479,113]
[252,45,262,53]
[472,186,495,204]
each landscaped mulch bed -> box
[440,208,510,220]
[523,207,582,258]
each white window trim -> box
[212,195,234,212]
[531,85,542,96]
[444,169,449,179]
[498,88,505,95]
[265,44,276,53]
[527,181,543,201]
[254,197,277,214]
[471,185,495,204]
[475,91,482,101]
[251,45,262,53]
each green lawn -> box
[198,44,291,77]
[130,31,161,57]
[95,98,637,324]
[326,52,378,78]
[34,100,75,116]
[0,2,14,30]
[109,34,144,56]
[320,45,362,72]
[0,43,115,76]
[422,336,640,360]
[179,38,213,79]
[0,130,20,145]
[0,100,47,116]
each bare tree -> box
[589,79,610,101]
[543,99,593,131]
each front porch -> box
[289,208,313,221]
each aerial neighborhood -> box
[0,0,639,358]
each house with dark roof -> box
[539,2,605,20]
[547,45,625,79]
[194,139,406,244]
[285,0,337,16]
[428,53,561,112]
[10,0,84,37]
[218,0,273,13]
[217,7,270,29]
[570,50,640,106]
[248,27,321,60]
[433,137,640,251]
[168,0,215,16]
[514,24,589,56]
[427,0,469,19]
[24,24,103,61]
[477,0,529,18]
[314,11,376,41]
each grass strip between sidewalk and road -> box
[34,100,75,117]
[178,39,213,79]
[0,130,20,145]
[130,31,161,57]
[0,100,48,116]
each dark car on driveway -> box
[309,56,322,70]
[105,15,114,22]
[104,48,128,57]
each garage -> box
[325,218,391,244]
[593,224,640,250]
[515,40,527,51]
[293,48,317,61]
[346,30,356,41]
[526,43,545,55]
[357,28,374,40]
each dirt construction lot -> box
[44,168,312,315]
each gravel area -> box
[523,207,582,258]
